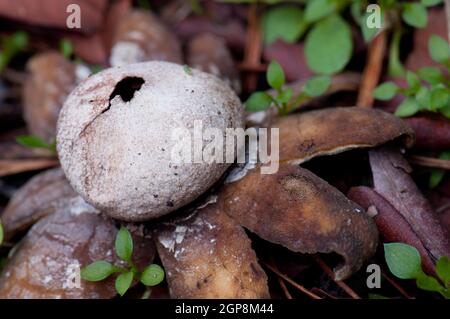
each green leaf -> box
[16,135,50,149]
[429,169,445,188]
[436,256,450,287]
[275,87,293,105]
[406,71,421,91]
[245,92,273,112]
[361,8,384,43]
[384,243,422,279]
[305,14,353,75]
[429,151,450,188]
[395,98,420,117]
[416,272,444,292]
[430,88,450,111]
[59,39,73,59]
[373,82,398,100]
[388,28,406,77]
[417,67,444,84]
[429,35,450,64]
[303,75,331,97]
[421,0,443,6]
[115,226,133,262]
[141,264,165,286]
[267,61,285,90]
[262,6,305,44]
[183,64,193,75]
[304,0,336,23]
[81,261,114,281]
[9,31,28,50]
[415,87,431,110]
[402,3,428,28]
[115,271,134,297]
[441,104,450,118]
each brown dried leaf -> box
[369,147,450,260]
[405,113,450,150]
[348,186,436,275]
[218,164,379,280]
[271,107,414,164]
[155,203,270,299]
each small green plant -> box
[16,135,56,154]
[429,150,450,188]
[59,39,74,59]
[0,31,28,72]
[183,64,193,75]
[81,226,165,297]
[374,34,450,119]
[262,1,353,75]
[384,242,450,298]
[245,60,330,115]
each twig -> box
[313,256,361,299]
[357,30,387,107]
[263,262,321,299]
[0,158,59,177]
[381,270,413,299]
[277,277,293,299]
[242,3,263,93]
[311,287,338,299]
[408,155,450,170]
[437,202,450,214]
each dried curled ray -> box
[369,147,450,260]
[0,196,155,299]
[187,33,241,93]
[23,51,77,142]
[110,9,182,66]
[271,107,415,164]
[1,168,77,241]
[218,164,379,281]
[155,203,270,298]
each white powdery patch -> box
[110,42,145,67]
[69,196,98,216]
[75,64,91,83]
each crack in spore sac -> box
[102,76,145,113]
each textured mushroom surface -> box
[0,196,155,299]
[271,107,415,164]
[155,203,270,298]
[57,61,244,221]
[187,33,241,93]
[23,51,76,142]
[218,164,379,280]
[1,168,77,240]
[110,10,182,66]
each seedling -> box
[245,60,331,115]
[429,150,450,188]
[0,31,28,73]
[81,226,165,297]
[374,34,450,119]
[384,242,450,298]
[16,135,56,155]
